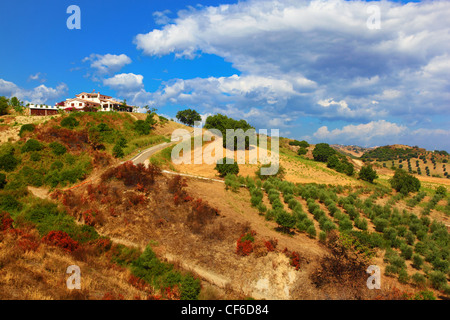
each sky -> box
[0,0,449,151]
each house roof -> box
[66,98,101,105]
[76,92,112,99]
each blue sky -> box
[1,0,449,151]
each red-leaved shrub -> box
[42,230,80,253]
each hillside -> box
[1,112,450,300]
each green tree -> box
[389,169,421,195]
[112,144,124,158]
[276,211,296,233]
[359,165,378,183]
[176,108,202,127]
[215,158,239,177]
[133,120,151,135]
[312,143,336,162]
[0,173,6,189]
[0,96,9,115]
[60,116,80,129]
[204,114,254,150]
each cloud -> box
[132,0,450,125]
[103,73,144,97]
[0,78,68,104]
[153,10,172,25]
[28,72,46,83]
[83,53,132,79]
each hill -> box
[1,111,450,300]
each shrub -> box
[411,273,427,288]
[236,233,254,256]
[42,230,80,253]
[358,165,378,183]
[374,217,389,232]
[398,269,410,284]
[133,120,151,135]
[412,254,424,269]
[215,158,239,177]
[255,163,285,180]
[306,225,317,238]
[61,116,79,128]
[0,153,19,172]
[0,173,6,189]
[275,211,296,233]
[30,152,41,161]
[312,143,336,162]
[49,142,67,156]
[297,147,307,155]
[429,271,448,290]
[319,231,327,243]
[389,169,421,195]
[19,124,35,137]
[21,139,42,153]
[224,174,241,192]
[112,144,124,158]
[0,194,22,212]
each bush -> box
[255,163,285,180]
[0,153,19,172]
[215,158,239,177]
[61,116,79,128]
[411,273,427,288]
[21,139,42,153]
[398,269,410,284]
[306,225,317,238]
[412,254,424,269]
[30,152,41,162]
[429,271,448,290]
[0,173,6,189]
[297,147,307,156]
[49,142,67,156]
[358,165,378,183]
[312,143,336,162]
[19,124,35,137]
[112,144,124,158]
[389,169,421,195]
[133,120,151,135]
[275,211,296,233]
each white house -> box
[60,90,135,112]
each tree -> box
[276,211,296,233]
[312,143,336,162]
[297,147,307,155]
[112,144,124,158]
[176,109,202,127]
[133,120,151,135]
[61,116,80,129]
[0,173,6,189]
[204,114,254,150]
[146,108,158,127]
[0,96,9,115]
[359,165,378,183]
[214,158,239,177]
[389,169,421,195]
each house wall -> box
[30,108,59,116]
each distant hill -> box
[330,144,376,158]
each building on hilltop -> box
[28,90,136,115]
